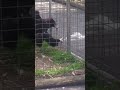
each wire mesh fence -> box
[0,0,35,89]
[35,0,85,86]
[35,0,85,58]
[0,0,85,89]
[86,0,120,80]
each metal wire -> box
[35,0,85,58]
[0,0,35,89]
[86,0,120,80]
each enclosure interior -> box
[35,0,85,86]
[35,0,85,58]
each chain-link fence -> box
[0,0,35,89]
[35,0,85,58]
[86,0,120,80]
[35,0,85,88]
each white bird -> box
[60,32,85,41]
[71,32,85,40]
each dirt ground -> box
[35,46,85,79]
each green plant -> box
[40,41,81,64]
[35,62,84,76]
[40,41,56,55]
[16,34,34,70]
[36,41,85,76]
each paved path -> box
[35,0,85,58]
[36,85,85,90]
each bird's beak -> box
[53,22,56,27]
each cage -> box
[86,0,120,79]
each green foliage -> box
[40,41,55,55]
[16,34,34,69]
[36,41,85,76]
[16,34,34,52]
[40,41,82,64]
[35,62,84,76]
[35,69,46,76]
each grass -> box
[36,62,84,76]
[35,41,84,77]
[40,41,83,64]
[15,35,34,70]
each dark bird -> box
[35,11,56,33]
[36,33,60,47]
[35,10,60,47]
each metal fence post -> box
[67,0,71,52]
[49,0,52,35]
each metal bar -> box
[52,0,85,11]
[66,0,71,52]
[49,0,52,35]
